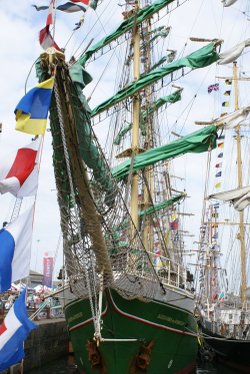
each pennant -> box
[215,183,221,188]
[212,212,219,218]
[218,152,223,158]
[224,90,231,96]
[208,83,219,93]
[217,142,224,148]
[215,162,222,168]
[0,207,33,292]
[222,101,229,107]
[57,2,87,12]
[0,289,37,371]
[73,16,85,30]
[216,171,222,178]
[213,202,220,209]
[32,5,49,11]
[15,78,54,135]
[225,79,232,85]
[170,219,178,230]
[0,138,40,197]
[47,0,56,25]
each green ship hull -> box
[64,289,197,373]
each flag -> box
[170,219,178,230]
[70,0,89,4]
[215,183,221,188]
[217,142,224,148]
[32,5,49,11]
[0,289,37,371]
[0,138,40,197]
[222,101,229,107]
[57,2,87,12]
[216,171,222,178]
[46,0,55,26]
[33,3,86,13]
[207,83,219,93]
[215,162,222,168]
[15,78,54,135]
[218,152,223,158]
[225,79,232,85]
[0,206,33,292]
[224,90,231,96]
[39,0,60,50]
[212,232,218,239]
[73,16,85,30]
[39,25,60,51]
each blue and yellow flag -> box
[15,77,54,135]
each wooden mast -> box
[233,61,247,306]
[130,0,141,233]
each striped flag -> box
[0,289,37,371]
[0,138,40,197]
[0,207,34,292]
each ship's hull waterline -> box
[64,289,197,374]
[201,325,250,373]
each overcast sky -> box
[0,0,249,280]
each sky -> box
[0,0,249,283]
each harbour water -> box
[29,357,238,373]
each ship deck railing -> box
[111,249,193,293]
[203,318,250,340]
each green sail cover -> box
[114,91,181,145]
[141,90,181,122]
[139,194,184,217]
[112,125,218,181]
[79,0,176,67]
[91,43,220,117]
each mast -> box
[131,0,141,233]
[142,15,154,251]
[233,61,247,305]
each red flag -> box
[0,138,41,197]
[46,0,55,26]
[39,25,60,51]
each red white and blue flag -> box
[0,138,40,197]
[0,206,33,293]
[0,289,37,371]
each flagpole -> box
[52,0,58,40]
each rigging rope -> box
[54,77,99,332]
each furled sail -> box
[91,43,220,117]
[218,38,250,65]
[196,106,250,128]
[221,0,238,7]
[78,0,177,67]
[208,186,250,211]
[139,193,185,217]
[112,125,218,181]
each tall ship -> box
[1,0,248,373]
[195,31,250,374]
